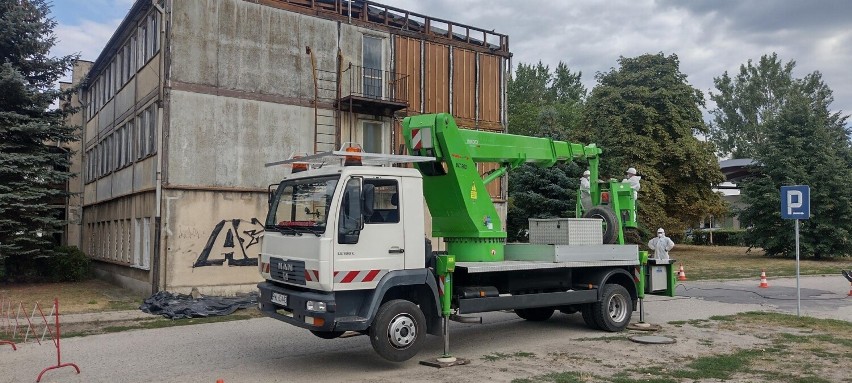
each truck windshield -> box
[266,176,339,235]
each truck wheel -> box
[515,308,554,321]
[310,330,345,339]
[369,299,426,362]
[582,206,618,244]
[581,304,599,329]
[591,284,632,332]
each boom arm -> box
[403,113,602,262]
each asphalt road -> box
[2,275,849,383]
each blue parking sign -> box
[780,185,810,219]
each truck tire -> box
[582,206,618,244]
[581,304,599,329]
[590,284,632,332]
[369,299,426,362]
[310,330,345,339]
[515,307,554,321]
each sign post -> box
[780,185,810,316]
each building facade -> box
[68,0,511,295]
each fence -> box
[0,297,81,382]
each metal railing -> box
[342,63,408,104]
[280,0,509,53]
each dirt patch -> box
[377,312,851,383]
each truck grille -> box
[270,258,306,285]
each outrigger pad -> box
[419,357,471,368]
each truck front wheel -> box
[591,284,632,332]
[369,299,426,362]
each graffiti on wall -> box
[193,218,264,268]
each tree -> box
[0,0,79,276]
[507,61,586,139]
[505,62,586,240]
[507,162,580,242]
[582,53,725,236]
[738,82,852,258]
[708,53,833,158]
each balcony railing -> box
[338,63,409,116]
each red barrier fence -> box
[36,298,80,382]
[0,297,81,381]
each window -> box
[126,120,134,163]
[147,104,157,154]
[138,24,146,68]
[137,109,148,159]
[365,179,399,224]
[149,13,159,57]
[130,35,137,74]
[362,36,383,98]
[362,121,383,153]
[133,217,151,269]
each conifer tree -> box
[0,0,80,275]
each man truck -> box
[257,113,676,362]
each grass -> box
[62,309,264,338]
[0,279,144,314]
[670,245,852,280]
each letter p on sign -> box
[780,186,810,220]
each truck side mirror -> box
[338,179,363,244]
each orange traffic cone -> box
[677,265,687,281]
[847,282,852,297]
[759,270,769,288]
[216,380,224,383]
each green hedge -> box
[688,229,747,246]
[0,246,91,282]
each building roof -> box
[84,0,510,87]
[719,158,757,183]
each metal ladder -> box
[307,47,339,153]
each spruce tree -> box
[0,0,80,276]
[739,83,852,258]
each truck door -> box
[334,176,405,289]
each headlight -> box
[306,301,327,312]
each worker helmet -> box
[583,170,590,176]
[626,167,637,175]
[657,228,665,234]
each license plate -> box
[271,292,288,307]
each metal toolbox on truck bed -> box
[503,243,639,264]
[528,218,602,245]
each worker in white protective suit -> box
[648,228,675,261]
[579,170,592,212]
[623,167,641,222]
[622,167,641,199]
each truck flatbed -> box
[456,258,639,273]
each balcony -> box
[337,63,409,116]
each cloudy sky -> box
[50,0,852,120]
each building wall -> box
[80,3,164,295]
[161,189,266,294]
[62,60,93,248]
[77,0,509,295]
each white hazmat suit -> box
[648,229,675,261]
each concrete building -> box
[67,0,511,295]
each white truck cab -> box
[257,165,441,343]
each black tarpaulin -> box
[140,291,258,319]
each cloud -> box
[389,0,852,117]
[52,18,122,82]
